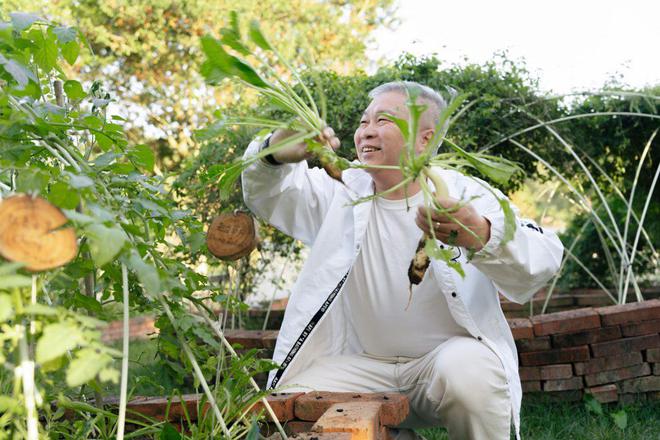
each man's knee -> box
[427,337,508,413]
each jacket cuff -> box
[470,211,506,260]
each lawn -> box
[418,395,660,440]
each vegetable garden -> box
[0,5,658,440]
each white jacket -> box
[241,139,564,437]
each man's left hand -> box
[415,197,491,251]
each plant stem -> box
[158,295,231,438]
[195,304,289,440]
[116,264,130,440]
[17,311,39,440]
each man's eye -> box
[377,117,389,123]
[359,120,367,125]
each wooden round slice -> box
[206,212,258,260]
[0,195,78,271]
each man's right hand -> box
[270,127,340,164]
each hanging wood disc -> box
[206,212,258,260]
[0,194,78,271]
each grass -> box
[417,395,660,440]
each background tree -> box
[1,0,397,168]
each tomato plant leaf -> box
[86,223,127,267]
[10,12,40,32]
[128,252,160,297]
[63,80,85,100]
[66,348,112,387]
[0,275,32,289]
[130,144,155,172]
[0,294,13,322]
[36,322,84,364]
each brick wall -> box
[511,299,660,403]
[102,300,660,403]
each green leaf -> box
[66,172,94,189]
[95,132,114,150]
[48,181,80,209]
[194,119,226,141]
[200,35,269,88]
[448,143,521,185]
[246,417,260,440]
[0,262,24,276]
[61,41,80,65]
[73,292,103,315]
[128,252,160,297]
[208,161,245,199]
[86,223,127,267]
[36,322,84,364]
[24,303,57,316]
[498,199,517,244]
[0,274,32,289]
[10,12,40,32]
[610,410,627,431]
[98,367,119,384]
[53,26,77,43]
[248,20,272,51]
[63,80,85,100]
[34,32,58,71]
[0,55,35,87]
[0,294,13,322]
[16,169,48,193]
[160,423,182,440]
[66,348,112,387]
[583,394,604,416]
[130,144,155,172]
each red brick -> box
[540,364,573,380]
[519,367,541,381]
[284,420,315,434]
[519,346,590,366]
[531,308,600,336]
[295,392,408,426]
[551,326,621,348]
[654,363,660,375]
[621,319,660,337]
[649,391,660,401]
[224,330,272,349]
[598,299,660,326]
[287,433,351,440]
[508,318,534,340]
[648,348,660,362]
[575,293,613,307]
[591,334,660,358]
[312,401,382,439]
[584,363,651,387]
[262,331,279,349]
[544,377,583,391]
[251,393,304,421]
[574,352,643,375]
[522,381,542,392]
[516,337,552,353]
[620,375,660,393]
[586,384,618,403]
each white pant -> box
[280,336,512,440]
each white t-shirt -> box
[344,190,469,358]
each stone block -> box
[295,392,408,426]
[312,402,382,440]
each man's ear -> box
[418,128,435,150]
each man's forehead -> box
[363,93,408,116]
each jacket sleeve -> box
[240,138,338,246]
[460,174,564,304]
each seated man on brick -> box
[241,81,564,439]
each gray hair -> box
[368,81,447,122]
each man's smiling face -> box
[354,91,408,168]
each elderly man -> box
[241,81,563,439]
